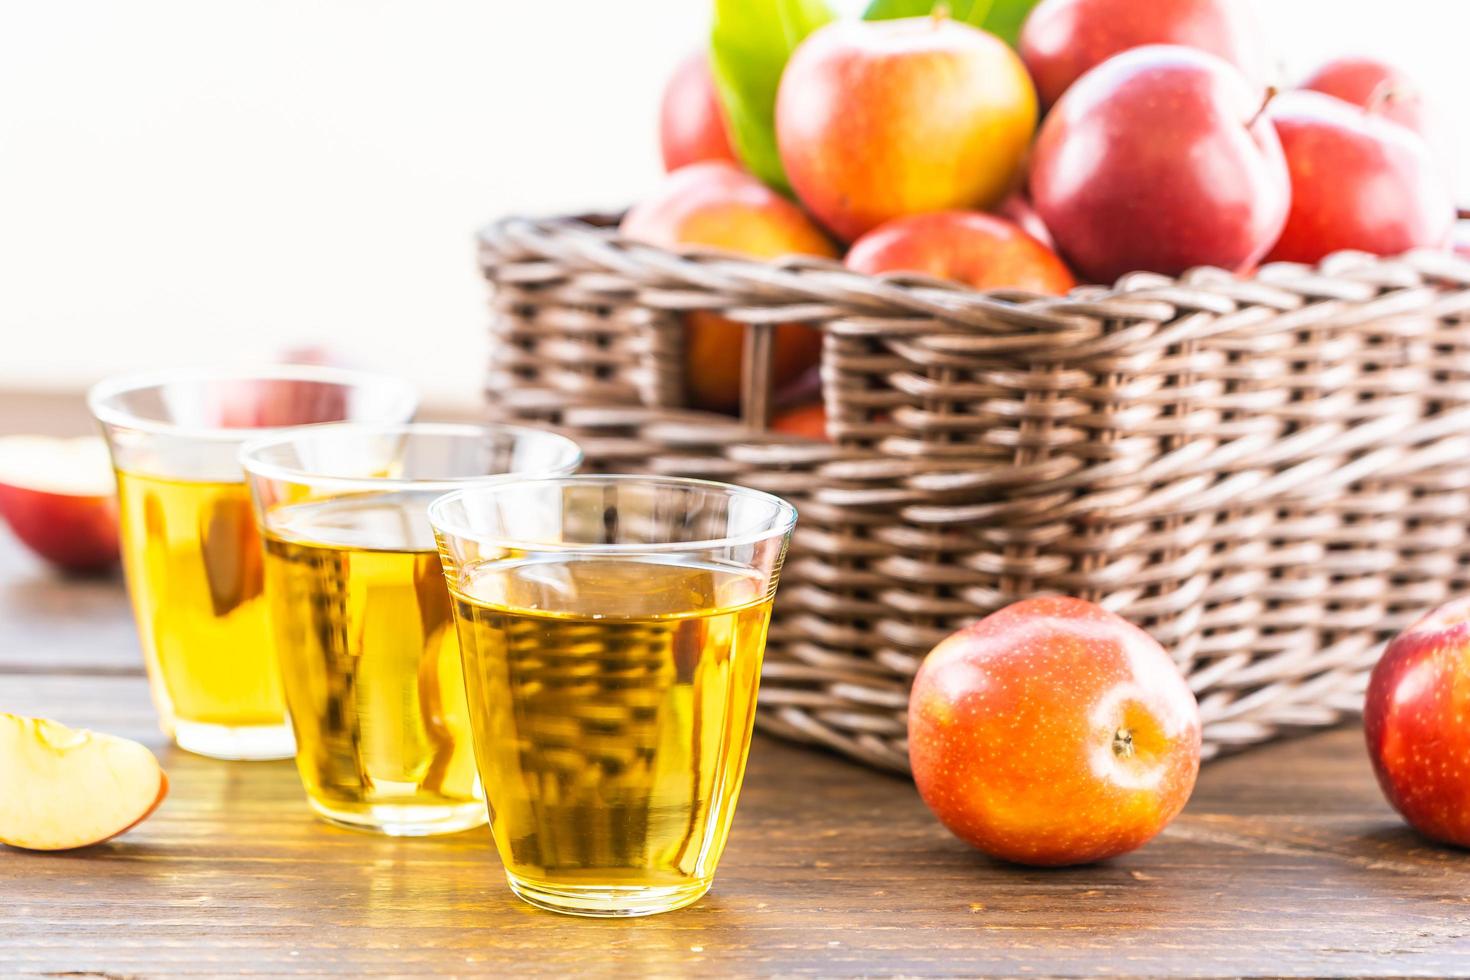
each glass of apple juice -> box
[428,475,798,916]
[89,366,419,762]
[239,422,582,836]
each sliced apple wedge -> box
[0,714,168,850]
[0,435,120,573]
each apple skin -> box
[0,436,119,574]
[908,595,1202,866]
[0,483,119,574]
[1301,56,1454,169]
[0,715,168,851]
[1365,598,1470,848]
[659,51,739,173]
[846,211,1076,295]
[621,161,836,413]
[1265,91,1455,265]
[1029,45,1290,284]
[1019,0,1268,110]
[771,402,828,441]
[776,17,1036,243]
[994,192,1056,250]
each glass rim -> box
[238,421,585,493]
[86,364,420,443]
[427,473,799,556]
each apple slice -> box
[0,714,168,850]
[0,435,120,573]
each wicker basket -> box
[477,213,1470,773]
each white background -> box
[1,0,1466,410]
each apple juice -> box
[448,555,771,915]
[115,470,290,759]
[260,493,483,836]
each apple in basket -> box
[621,161,836,414]
[1301,56,1455,170]
[658,51,739,173]
[0,435,119,574]
[771,402,829,441]
[1365,598,1470,848]
[0,714,168,851]
[1029,45,1290,283]
[1018,0,1270,110]
[909,596,1202,866]
[846,211,1076,295]
[1264,90,1455,264]
[776,16,1037,242]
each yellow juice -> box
[115,470,288,756]
[261,493,482,835]
[450,555,772,913]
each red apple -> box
[993,191,1056,250]
[771,402,829,441]
[213,375,353,430]
[213,350,359,429]
[1029,45,1290,283]
[846,211,1076,295]
[0,714,167,850]
[776,16,1036,242]
[909,596,1202,866]
[621,161,836,412]
[1301,56,1454,169]
[659,51,739,173]
[0,436,119,573]
[1265,91,1455,265]
[1019,0,1269,110]
[1365,598,1470,847]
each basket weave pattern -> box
[480,215,1470,773]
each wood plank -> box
[4,672,1470,977]
[0,550,140,674]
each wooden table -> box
[4,398,1470,976]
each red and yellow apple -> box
[846,211,1076,295]
[776,16,1036,242]
[1265,91,1455,264]
[0,436,119,573]
[1029,45,1290,283]
[621,161,836,413]
[1019,0,1269,110]
[1365,598,1470,848]
[1301,56,1454,169]
[908,595,1202,866]
[0,714,168,850]
[659,51,739,173]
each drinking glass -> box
[429,475,797,917]
[240,422,583,836]
[88,366,418,761]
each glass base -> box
[309,798,488,837]
[506,872,712,918]
[173,719,295,761]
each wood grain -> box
[3,468,1470,975]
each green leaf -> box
[709,0,837,193]
[860,0,1041,47]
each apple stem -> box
[1365,79,1406,117]
[1247,86,1278,128]
[1112,729,1135,759]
